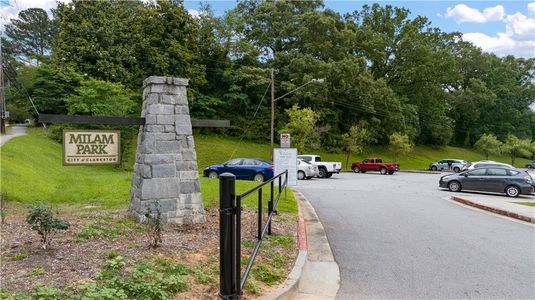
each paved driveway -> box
[295,172,535,299]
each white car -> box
[297,155,342,178]
[297,159,319,180]
[467,161,514,170]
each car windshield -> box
[299,156,311,162]
[299,159,311,165]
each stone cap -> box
[143,76,189,88]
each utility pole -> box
[0,37,5,134]
[270,68,275,160]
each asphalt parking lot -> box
[295,172,535,299]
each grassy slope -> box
[196,134,531,170]
[0,129,296,212]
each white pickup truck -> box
[297,155,342,178]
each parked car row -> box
[429,159,516,173]
[203,154,342,182]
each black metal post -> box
[219,173,238,299]
[235,195,242,297]
[268,181,274,235]
[257,189,262,240]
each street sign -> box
[63,130,120,165]
[280,133,291,148]
[274,148,297,186]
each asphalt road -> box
[295,172,535,299]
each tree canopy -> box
[3,0,534,151]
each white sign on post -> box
[280,133,291,148]
[273,148,298,187]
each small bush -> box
[145,202,163,248]
[26,203,70,249]
[97,255,125,280]
[32,286,60,300]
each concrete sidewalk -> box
[0,125,27,147]
[292,191,340,300]
[451,193,535,224]
[260,191,340,300]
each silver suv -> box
[429,159,469,173]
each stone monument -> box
[129,76,205,224]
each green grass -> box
[1,128,132,209]
[25,267,45,277]
[0,128,296,213]
[76,216,145,241]
[196,134,530,170]
[514,202,535,207]
[318,145,531,170]
[9,252,28,261]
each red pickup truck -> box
[351,158,400,175]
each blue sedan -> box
[203,158,274,182]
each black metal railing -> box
[219,170,288,299]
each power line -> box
[228,80,271,160]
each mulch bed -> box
[0,205,297,299]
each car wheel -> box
[380,167,387,175]
[505,185,520,197]
[326,173,333,178]
[453,167,460,173]
[297,171,306,180]
[352,166,360,173]
[448,181,462,192]
[388,170,394,175]
[431,165,438,171]
[253,173,265,182]
[318,168,327,178]
[208,171,218,179]
[527,165,533,169]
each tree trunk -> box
[346,152,350,170]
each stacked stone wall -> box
[129,76,205,224]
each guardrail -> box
[219,170,288,299]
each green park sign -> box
[63,130,120,165]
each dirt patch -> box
[0,206,297,299]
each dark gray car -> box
[439,167,534,197]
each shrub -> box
[26,203,70,249]
[145,202,163,248]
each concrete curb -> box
[293,191,340,299]
[398,170,443,174]
[259,190,309,300]
[451,196,535,224]
[342,170,443,175]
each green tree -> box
[388,132,413,162]
[501,134,531,166]
[473,134,502,160]
[530,141,535,160]
[280,104,317,152]
[341,122,373,168]
[5,8,58,63]
[65,78,135,116]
